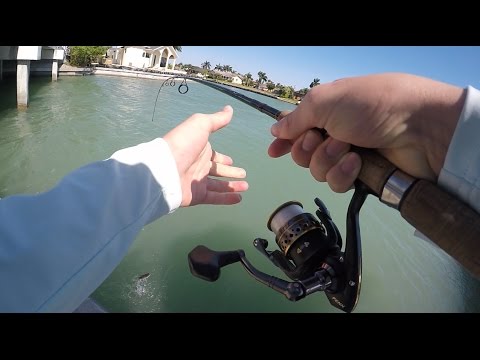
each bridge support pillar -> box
[17,60,30,109]
[52,59,58,81]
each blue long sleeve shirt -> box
[0,138,182,312]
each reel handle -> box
[188,245,242,282]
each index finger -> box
[270,84,336,140]
[268,110,294,157]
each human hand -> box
[268,73,466,192]
[163,105,248,207]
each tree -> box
[210,72,221,80]
[266,81,275,91]
[257,71,268,86]
[173,46,182,52]
[201,61,211,70]
[309,78,320,88]
[244,72,253,86]
[298,87,309,95]
[214,64,222,71]
[277,85,294,99]
[69,46,109,67]
[285,86,295,99]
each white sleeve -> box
[415,85,480,244]
[438,85,480,214]
[0,137,182,312]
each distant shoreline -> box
[59,65,297,106]
[209,79,298,105]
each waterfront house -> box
[111,46,178,71]
[231,75,243,84]
[212,70,243,84]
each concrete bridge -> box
[0,46,65,108]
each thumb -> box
[206,105,233,133]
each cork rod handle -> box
[355,147,480,279]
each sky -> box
[178,46,480,90]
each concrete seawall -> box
[59,64,93,76]
[60,65,189,82]
[93,67,186,81]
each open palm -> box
[163,106,248,207]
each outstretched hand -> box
[164,105,248,207]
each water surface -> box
[1,75,478,312]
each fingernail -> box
[271,122,280,136]
[224,105,233,112]
[302,130,321,152]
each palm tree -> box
[201,61,211,70]
[244,72,253,86]
[257,71,268,86]
[214,64,222,71]
[223,65,233,72]
[309,78,320,88]
[173,46,182,52]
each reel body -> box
[188,182,370,313]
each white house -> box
[212,70,243,85]
[231,75,242,85]
[113,46,178,70]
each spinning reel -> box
[188,181,370,313]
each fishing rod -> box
[154,75,480,312]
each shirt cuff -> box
[109,137,182,213]
[438,85,480,214]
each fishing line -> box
[151,76,189,121]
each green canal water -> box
[1,75,479,312]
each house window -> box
[146,53,150,58]
[142,52,146,57]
